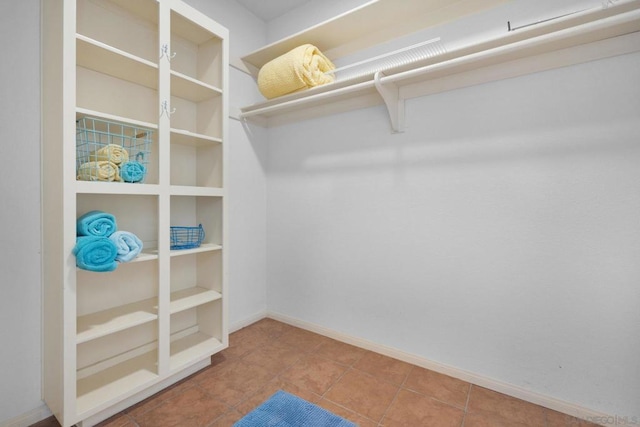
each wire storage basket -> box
[76,116,152,183]
[170,224,205,250]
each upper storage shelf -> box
[239,0,640,130]
[239,0,510,76]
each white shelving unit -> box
[239,0,640,131]
[41,0,228,426]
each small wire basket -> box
[170,224,205,250]
[76,116,152,183]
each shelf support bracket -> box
[374,71,405,133]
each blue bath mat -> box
[234,390,356,427]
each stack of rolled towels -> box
[257,44,336,99]
[73,210,144,272]
[77,144,147,183]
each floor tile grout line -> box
[319,394,379,425]
[377,381,403,426]
[126,412,141,427]
[303,343,389,424]
[399,384,469,412]
[459,383,473,427]
[126,380,201,423]
[225,326,334,416]
[376,363,414,426]
[262,338,371,424]
[226,356,302,415]
[319,365,352,400]
[194,333,274,420]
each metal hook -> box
[160,100,176,118]
[160,44,177,61]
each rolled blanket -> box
[77,161,122,182]
[73,236,118,272]
[120,161,147,183]
[109,231,143,262]
[77,210,117,237]
[89,144,129,165]
[257,44,335,99]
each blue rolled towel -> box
[109,231,143,262]
[73,236,118,272]
[77,210,117,237]
[120,161,147,183]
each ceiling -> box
[236,0,313,21]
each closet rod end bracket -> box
[374,71,405,134]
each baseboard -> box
[267,311,616,426]
[229,309,267,333]
[0,403,52,427]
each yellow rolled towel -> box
[89,144,129,165]
[77,161,122,182]
[258,44,335,99]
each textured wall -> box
[0,0,43,423]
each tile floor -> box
[33,318,599,427]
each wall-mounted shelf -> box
[238,0,510,76]
[240,0,640,131]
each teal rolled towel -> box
[120,161,147,183]
[109,231,143,262]
[77,210,117,237]
[73,236,118,272]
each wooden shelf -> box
[75,108,158,130]
[170,331,223,372]
[169,186,224,197]
[170,71,222,102]
[76,350,158,417]
[77,298,158,344]
[170,243,223,257]
[240,2,640,130]
[171,128,222,146]
[76,286,222,344]
[129,252,159,263]
[76,34,158,90]
[75,181,160,195]
[74,251,158,270]
[170,287,222,314]
[238,0,509,76]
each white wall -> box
[0,1,44,423]
[266,50,640,418]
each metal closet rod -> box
[507,0,618,31]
